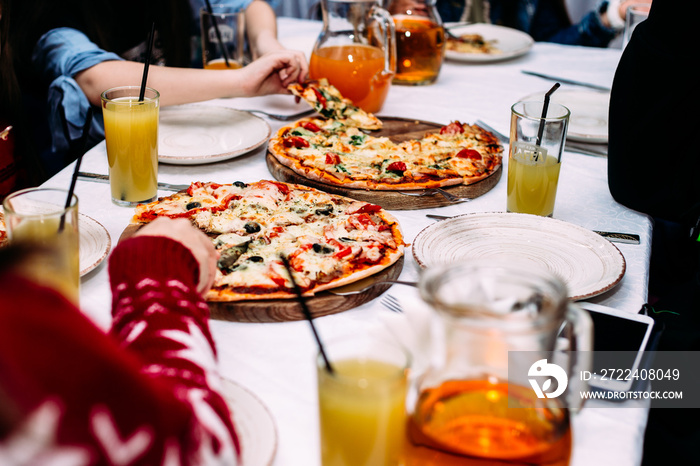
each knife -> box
[425,215,640,244]
[78,172,189,192]
[521,70,611,92]
[475,119,608,157]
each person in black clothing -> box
[607,1,697,463]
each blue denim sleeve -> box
[545,10,617,47]
[32,28,122,154]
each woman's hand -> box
[240,50,309,95]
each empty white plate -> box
[158,105,271,165]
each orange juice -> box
[507,152,561,217]
[393,15,445,85]
[406,379,571,465]
[102,91,159,206]
[310,44,392,113]
[318,358,407,466]
[203,57,243,69]
[11,217,80,304]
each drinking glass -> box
[622,4,650,48]
[404,260,592,465]
[2,187,80,304]
[317,335,410,466]
[310,0,397,113]
[387,0,446,85]
[507,100,569,217]
[200,4,245,69]
[101,86,159,207]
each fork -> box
[241,108,315,121]
[380,294,403,313]
[398,188,472,203]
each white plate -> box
[221,378,278,466]
[521,90,610,143]
[445,23,534,63]
[158,105,271,165]
[412,212,626,301]
[78,213,111,276]
[0,211,111,277]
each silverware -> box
[77,172,189,192]
[329,279,417,296]
[398,188,471,204]
[475,119,608,157]
[521,70,611,92]
[426,214,640,244]
[380,294,404,313]
[241,108,315,121]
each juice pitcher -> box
[386,0,445,85]
[309,0,397,113]
[405,261,592,465]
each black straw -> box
[535,82,561,148]
[280,255,334,374]
[139,22,156,102]
[204,0,231,68]
[59,107,93,232]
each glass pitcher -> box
[386,0,446,85]
[309,0,397,113]
[404,260,592,465]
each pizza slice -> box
[288,78,382,130]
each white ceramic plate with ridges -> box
[158,105,271,165]
[78,213,111,276]
[0,211,110,277]
[413,212,625,300]
[221,378,278,466]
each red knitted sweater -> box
[0,236,240,464]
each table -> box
[44,17,651,466]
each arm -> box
[0,218,240,464]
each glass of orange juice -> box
[317,335,410,466]
[200,4,245,69]
[3,187,80,304]
[507,100,570,217]
[310,0,397,113]
[101,86,159,207]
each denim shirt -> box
[437,0,617,47]
[32,27,122,159]
[32,0,267,164]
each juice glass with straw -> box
[507,85,569,217]
[3,187,80,304]
[101,86,160,207]
[317,336,410,466]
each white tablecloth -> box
[44,17,651,466]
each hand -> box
[618,0,652,19]
[134,217,218,294]
[240,50,309,96]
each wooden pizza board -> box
[266,116,502,210]
[119,224,403,323]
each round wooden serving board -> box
[266,116,502,210]
[119,224,403,323]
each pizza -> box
[268,114,503,190]
[288,79,382,130]
[446,34,501,54]
[131,180,405,302]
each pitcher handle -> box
[561,302,593,412]
[369,5,397,77]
